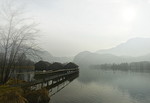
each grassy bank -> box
[0,79,50,103]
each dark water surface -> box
[49,67,150,103]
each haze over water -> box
[1,0,150,103]
[50,67,150,103]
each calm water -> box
[49,66,150,103]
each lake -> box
[49,66,150,103]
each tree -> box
[0,1,39,83]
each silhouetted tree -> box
[35,61,50,71]
[48,62,63,71]
[0,1,39,83]
[63,62,79,69]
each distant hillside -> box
[73,51,124,66]
[73,51,150,66]
[96,38,150,57]
[30,51,73,63]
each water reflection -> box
[14,67,150,103]
[30,72,79,103]
[50,66,150,103]
[47,72,79,98]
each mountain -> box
[96,38,150,57]
[73,51,150,66]
[73,51,125,66]
[30,51,73,63]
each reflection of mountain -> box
[96,38,150,57]
[77,68,150,103]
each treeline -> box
[0,53,34,68]
[92,61,150,72]
[35,61,79,71]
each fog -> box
[1,0,150,56]
[1,1,150,103]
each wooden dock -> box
[12,68,79,88]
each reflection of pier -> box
[42,71,78,97]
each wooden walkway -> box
[15,68,78,75]
[12,68,79,88]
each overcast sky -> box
[1,0,150,56]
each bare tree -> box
[0,1,39,83]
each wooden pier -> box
[12,68,79,88]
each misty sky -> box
[1,0,150,56]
